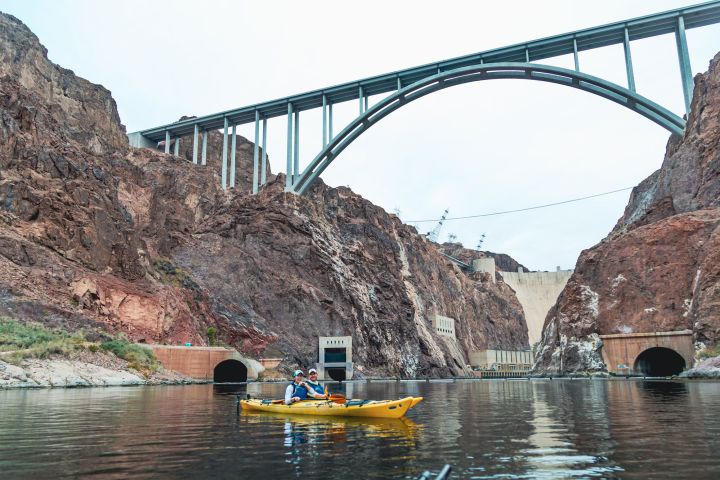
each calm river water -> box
[1,380,719,479]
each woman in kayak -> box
[284,369,326,404]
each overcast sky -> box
[2,0,719,271]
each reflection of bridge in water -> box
[129,2,720,194]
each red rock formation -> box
[535,53,720,374]
[0,13,528,376]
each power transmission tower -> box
[448,233,457,243]
[476,233,486,250]
[427,209,449,243]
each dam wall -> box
[499,269,573,345]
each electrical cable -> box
[406,186,633,223]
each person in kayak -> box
[305,368,327,399]
[284,370,326,404]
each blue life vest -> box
[290,382,309,399]
[306,381,324,395]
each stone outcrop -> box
[535,53,720,374]
[0,12,529,378]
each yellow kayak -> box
[240,396,423,419]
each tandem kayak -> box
[240,396,423,419]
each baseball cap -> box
[308,368,318,374]
[292,369,304,377]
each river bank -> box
[0,351,202,389]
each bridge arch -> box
[213,359,248,383]
[292,62,685,195]
[634,347,686,377]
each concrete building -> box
[469,349,534,373]
[432,314,456,339]
[316,336,353,381]
[472,257,497,283]
[499,268,573,345]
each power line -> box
[406,187,633,223]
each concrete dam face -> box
[499,270,573,345]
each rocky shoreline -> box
[0,351,202,389]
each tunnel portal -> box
[213,359,248,383]
[634,347,686,377]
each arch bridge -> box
[128,1,720,195]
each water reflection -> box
[1,381,719,479]
[637,380,688,399]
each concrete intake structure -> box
[499,268,573,345]
[316,336,353,381]
[599,330,693,376]
[147,345,260,382]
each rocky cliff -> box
[535,53,720,374]
[0,13,528,377]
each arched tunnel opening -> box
[326,368,346,381]
[213,359,248,383]
[634,347,686,377]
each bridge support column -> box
[293,110,300,183]
[253,110,260,194]
[261,117,267,186]
[221,118,229,190]
[322,94,327,148]
[201,129,207,166]
[358,85,364,115]
[675,15,693,115]
[623,27,636,92]
[192,125,199,164]
[286,103,293,190]
[572,38,579,71]
[328,103,333,141]
[173,136,180,156]
[230,124,237,189]
[164,131,170,154]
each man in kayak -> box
[284,369,326,404]
[305,368,327,399]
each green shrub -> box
[0,318,85,364]
[207,327,217,346]
[101,337,160,373]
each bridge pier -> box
[253,110,260,194]
[173,136,179,156]
[221,117,229,190]
[676,15,693,114]
[230,124,237,189]
[192,125,199,164]
[201,128,207,166]
[623,27,636,93]
[261,116,268,186]
[286,103,293,190]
